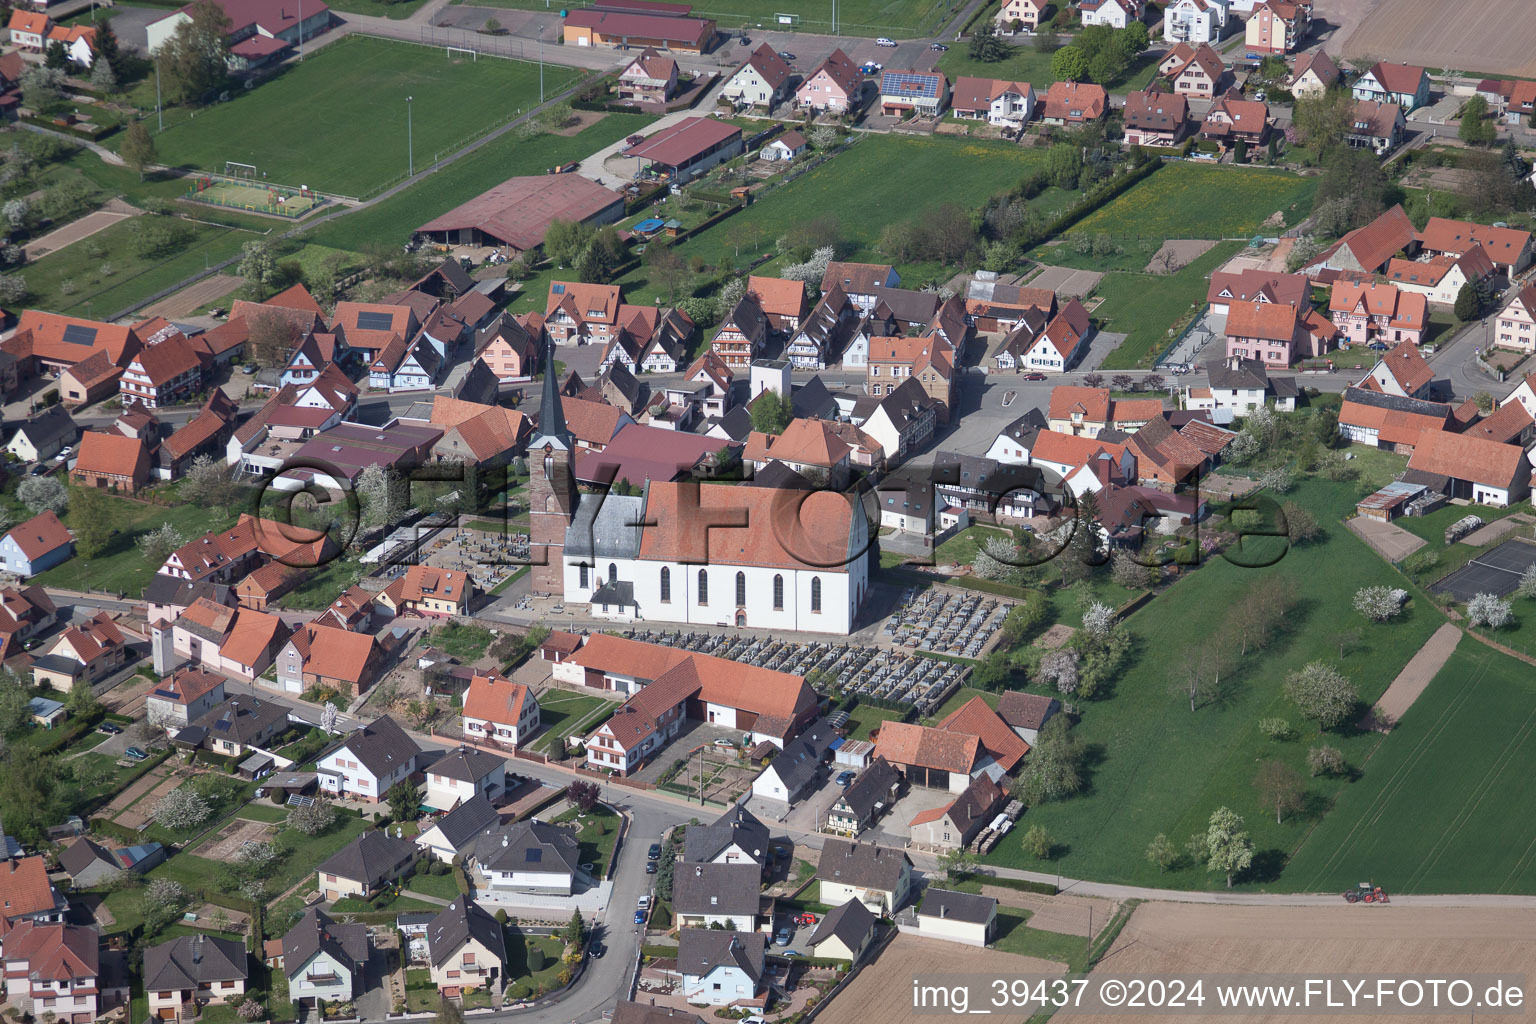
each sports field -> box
[1287,636,1536,893]
[140,36,583,197]
[465,0,949,35]
[187,180,324,218]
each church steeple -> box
[528,337,575,596]
[530,339,571,452]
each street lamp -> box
[538,28,544,105]
[406,96,414,178]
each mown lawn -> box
[935,525,1015,567]
[552,804,621,877]
[406,871,462,900]
[611,133,1075,297]
[1069,162,1319,243]
[133,36,584,197]
[991,910,1088,964]
[530,692,614,755]
[844,702,906,741]
[981,478,1450,890]
[304,112,654,252]
[31,491,242,597]
[465,0,948,34]
[1287,635,1536,892]
[1094,240,1244,370]
[12,215,259,320]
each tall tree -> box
[238,239,278,299]
[71,488,112,558]
[968,19,1009,62]
[44,41,69,70]
[386,780,418,823]
[94,19,123,77]
[1253,759,1305,823]
[1284,662,1358,731]
[1203,806,1254,888]
[1458,94,1496,146]
[749,389,791,434]
[121,121,158,182]
[158,0,232,105]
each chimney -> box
[939,904,948,919]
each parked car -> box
[713,737,736,748]
[27,463,49,476]
[782,951,804,959]
[775,927,792,946]
[930,42,947,50]
[124,747,148,760]
[1022,372,1048,381]
[637,895,651,911]
[634,909,646,924]
[860,61,883,74]
[646,861,658,874]
[98,723,123,735]
[778,51,796,61]
[876,37,897,46]
[589,942,606,959]
[647,843,662,860]
[835,770,856,787]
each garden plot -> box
[195,818,278,862]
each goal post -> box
[774,12,800,24]
[446,45,477,61]
[224,161,257,180]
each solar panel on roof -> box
[61,324,99,345]
[356,311,395,331]
[552,283,566,294]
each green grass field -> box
[187,180,324,218]
[304,111,652,251]
[1070,163,1319,243]
[137,36,584,197]
[13,215,261,320]
[531,692,614,754]
[30,491,242,597]
[1093,240,1244,370]
[607,134,1074,302]
[464,0,948,34]
[1287,636,1536,892]
[980,479,1451,890]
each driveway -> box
[1076,330,1125,373]
[353,948,394,1021]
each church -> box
[527,344,869,635]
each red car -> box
[1022,372,1048,381]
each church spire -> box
[531,339,570,451]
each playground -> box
[185,176,327,218]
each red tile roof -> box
[872,721,980,775]
[1366,61,1426,96]
[72,430,150,482]
[628,117,742,169]
[4,510,72,561]
[1462,399,1533,444]
[1048,385,1110,423]
[1042,81,1107,122]
[0,856,56,919]
[1418,217,1532,266]
[636,481,858,571]
[1407,430,1527,487]
[4,311,140,369]
[286,622,377,685]
[1226,300,1303,342]
[462,673,532,727]
[219,609,290,668]
[1374,339,1434,395]
[935,696,1029,772]
[747,276,806,319]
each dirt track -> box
[138,274,244,320]
[1363,621,1460,731]
[1066,902,1536,1022]
[1336,0,1536,77]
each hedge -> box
[963,872,1057,896]
[20,114,118,141]
[1019,156,1164,250]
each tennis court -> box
[1430,539,1536,601]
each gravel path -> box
[1362,622,1462,732]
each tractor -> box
[1342,883,1389,904]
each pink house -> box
[1225,300,1337,368]
[1328,280,1427,347]
[795,48,864,113]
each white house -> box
[283,909,367,1006]
[1,922,104,1023]
[763,130,807,162]
[143,934,249,1022]
[317,715,422,802]
[995,0,1045,30]
[1018,302,1093,373]
[1080,0,1140,28]
[672,863,761,931]
[749,720,836,805]
[0,511,74,578]
[1502,370,1536,419]
[425,901,505,992]
[1163,0,1227,42]
[415,794,501,864]
[816,839,912,914]
[1184,355,1298,414]
[913,888,996,948]
[423,746,506,812]
[460,673,542,749]
[1494,282,1536,354]
[678,930,766,1007]
[720,44,793,107]
[315,831,419,902]
[470,821,582,894]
